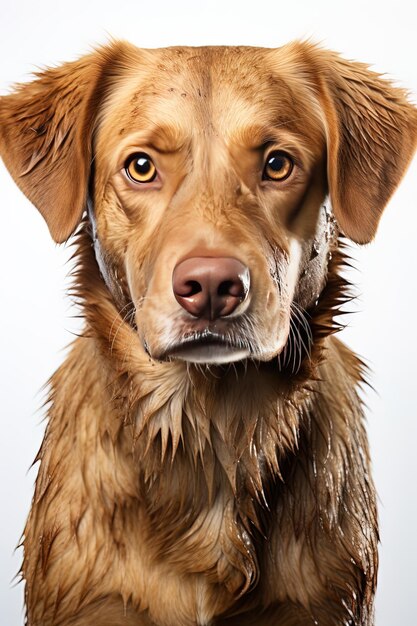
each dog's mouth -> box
[160,329,251,364]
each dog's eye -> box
[263,151,294,181]
[125,153,157,183]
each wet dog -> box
[1,41,416,625]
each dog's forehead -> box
[98,45,322,144]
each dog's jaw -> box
[169,341,251,364]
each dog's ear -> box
[307,46,417,243]
[0,42,130,243]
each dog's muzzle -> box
[166,256,251,363]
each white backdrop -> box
[0,1,416,624]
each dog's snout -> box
[172,257,250,320]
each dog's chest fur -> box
[24,313,376,625]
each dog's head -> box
[1,42,416,365]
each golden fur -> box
[1,41,416,625]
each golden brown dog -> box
[1,41,416,626]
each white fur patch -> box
[286,238,302,300]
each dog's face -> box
[1,42,416,365]
[93,47,329,363]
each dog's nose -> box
[172,257,250,319]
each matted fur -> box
[1,41,416,626]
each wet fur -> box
[1,42,416,625]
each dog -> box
[1,41,416,626]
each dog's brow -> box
[138,123,188,154]
[232,124,296,150]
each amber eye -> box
[125,153,157,183]
[263,151,294,181]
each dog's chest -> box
[114,495,251,625]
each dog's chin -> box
[156,332,250,365]
[151,329,287,365]
[171,343,251,364]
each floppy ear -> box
[311,48,417,244]
[0,42,128,243]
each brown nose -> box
[172,257,250,320]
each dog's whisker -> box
[109,304,136,355]
[290,302,313,366]
[108,301,136,343]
